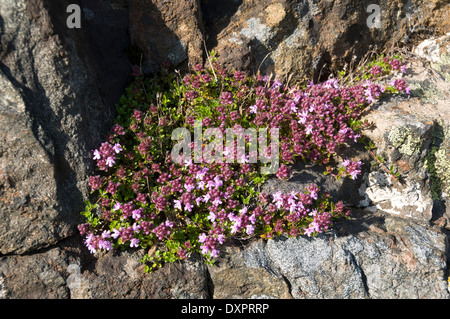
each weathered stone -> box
[207,241,292,299]
[129,0,204,72]
[0,0,130,255]
[209,210,449,299]
[79,0,132,106]
[69,250,210,299]
[0,242,80,299]
[205,0,450,83]
[360,107,434,222]
[357,41,450,224]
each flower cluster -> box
[342,159,363,180]
[92,142,123,171]
[79,52,410,271]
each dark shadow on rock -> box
[129,0,202,74]
[332,208,386,238]
[201,0,243,49]
[249,38,275,76]
[0,58,85,233]
[0,0,133,254]
[79,0,132,107]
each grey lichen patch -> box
[388,126,421,156]
[424,122,450,200]
[430,53,450,82]
[240,18,273,45]
[435,148,450,194]
[409,81,444,104]
[434,125,450,196]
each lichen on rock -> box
[434,125,450,196]
[388,126,421,157]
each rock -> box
[129,0,204,72]
[408,34,450,227]
[360,104,435,222]
[0,240,80,299]
[359,170,433,221]
[207,241,292,299]
[79,0,132,106]
[356,37,450,224]
[209,210,449,299]
[0,235,211,299]
[0,0,130,255]
[414,32,450,65]
[69,250,210,299]
[205,0,450,82]
[204,0,303,78]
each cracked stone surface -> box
[208,210,449,299]
[0,0,130,255]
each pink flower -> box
[298,110,308,124]
[198,233,207,243]
[207,212,216,222]
[342,159,351,167]
[214,176,223,188]
[405,86,411,94]
[197,180,205,190]
[246,224,255,235]
[203,193,211,203]
[112,202,122,211]
[130,238,139,248]
[304,226,315,237]
[165,219,174,228]
[239,206,248,215]
[184,203,193,212]
[210,248,220,258]
[111,229,121,239]
[200,245,209,255]
[105,156,115,167]
[185,183,195,192]
[400,65,407,74]
[212,198,222,207]
[132,222,141,232]
[99,239,112,251]
[231,222,241,234]
[113,143,123,153]
[206,180,216,190]
[174,199,182,210]
[93,149,101,160]
[132,209,142,220]
[196,168,208,180]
